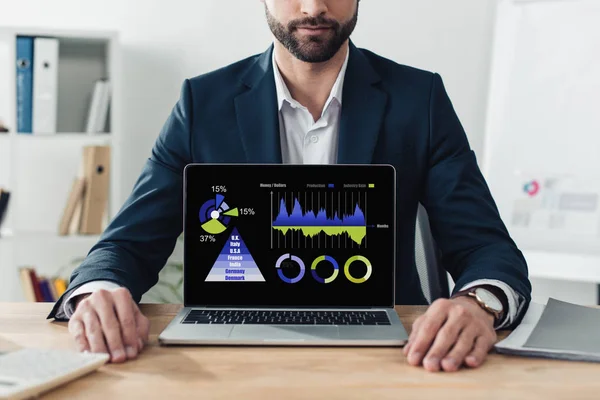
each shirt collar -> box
[272,47,350,114]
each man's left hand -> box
[402,297,497,372]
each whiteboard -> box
[483,0,600,261]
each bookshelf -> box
[0,27,121,302]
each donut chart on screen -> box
[311,256,339,284]
[344,256,372,284]
[276,253,306,284]
[199,194,239,235]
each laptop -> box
[158,164,408,346]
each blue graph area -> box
[273,198,366,227]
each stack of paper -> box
[495,298,600,362]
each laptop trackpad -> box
[230,326,340,341]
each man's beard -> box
[265,6,358,63]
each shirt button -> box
[310,135,319,143]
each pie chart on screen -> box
[199,194,239,234]
[523,180,540,197]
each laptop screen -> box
[184,164,395,308]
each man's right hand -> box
[67,288,150,363]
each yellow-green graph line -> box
[273,226,366,245]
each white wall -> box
[10,0,584,306]
[2,0,595,306]
[0,0,498,202]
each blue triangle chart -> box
[205,228,266,282]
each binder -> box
[85,80,110,133]
[85,80,105,133]
[0,189,10,229]
[58,178,86,235]
[69,191,85,235]
[68,161,86,235]
[32,37,59,134]
[80,146,111,234]
[16,36,34,134]
[96,80,110,132]
[18,268,37,302]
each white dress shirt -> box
[57,49,522,328]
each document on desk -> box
[495,299,600,363]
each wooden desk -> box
[1,304,599,400]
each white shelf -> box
[1,230,101,242]
[11,133,112,141]
[0,27,121,301]
[2,27,117,42]
[13,132,112,137]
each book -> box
[38,278,54,302]
[80,146,111,234]
[16,36,33,134]
[32,37,59,134]
[19,267,69,302]
[28,269,43,302]
[47,278,59,301]
[54,278,68,298]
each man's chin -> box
[294,49,334,63]
[295,39,333,54]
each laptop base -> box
[158,307,408,347]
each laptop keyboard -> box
[182,310,391,326]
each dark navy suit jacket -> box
[49,43,531,319]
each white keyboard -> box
[0,348,109,400]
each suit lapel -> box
[337,43,388,164]
[233,43,387,165]
[234,46,282,163]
